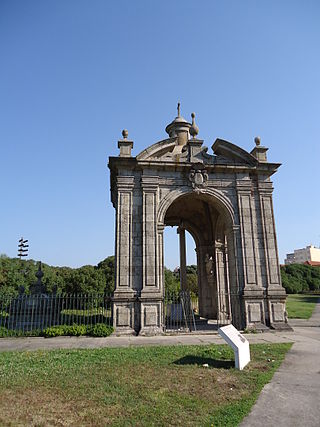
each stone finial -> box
[35,261,44,281]
[251,136,268,162]
[254,136,261,146]
[189,112,199,138]
[118,130,133,157]
[30,261,46,294]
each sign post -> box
[218,324,250,370]
[18,237,29,259]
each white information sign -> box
[218,325,250,370]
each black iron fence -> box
[0,293,113,335]
[1,290,239,336]
[164,290,234,332]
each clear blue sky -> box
[1,0,319,269]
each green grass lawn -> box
[286,294,319,319]
[0,343,291,427]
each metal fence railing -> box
[164,291,196,332]
[1,290,239,336]
[0,293,113,335]
[164,290,234,332]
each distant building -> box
[304,260,320,267]
[285,245,320,265]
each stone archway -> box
[163,191,238,326]
[108,107,291,335]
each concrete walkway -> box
[0,328,296,353]
[241,300,320,427]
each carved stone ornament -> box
[189,164,208,192]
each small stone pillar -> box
[250,136,268,162]
[118,129,133,157]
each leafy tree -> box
[186,273,198,296]
[97,256,115,293]
[0,256,115,295]
[280,264,320,294]
[164,267,180,295]
[164,265,198,296]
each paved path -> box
[0,329,295,352]
[241,300,320,427]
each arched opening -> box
[162,191,237,330]
[164,225,198,296]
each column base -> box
[270,322,293,331]
[267,292,290,329]
[243,291,267,329]
[112,327,137,336]
[112,291,138,335]
[139,326,164,336]
[139,294,164,336]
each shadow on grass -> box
[298,296,320,303]
[288,295,320,304]
[173,355,234,369]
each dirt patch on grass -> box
[0,387,83,426]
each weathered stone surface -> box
[108,110,288,335]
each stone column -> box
[113,176,136,335]
[139,176,163,335]
[197,244,216,319]
[177,227,187,291]
[215,241,231,324]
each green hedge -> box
[0,326,42,337]
[0,323,114,338]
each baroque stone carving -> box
[189,164,208,191]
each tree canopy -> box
[1,255,318,296]
[0,255,115,296]
[280,264,320,294]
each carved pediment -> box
[137,136,259,166]
[212,139,258,166]
[136,138,177,161]
[137,137,216,164]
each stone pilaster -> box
[257,182,290,329]
[113,175,136,335]
[139,176,163,335]
[257,182,283,291]
[236,181,260,291]
[236,180,267,330]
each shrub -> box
[87,323,114,337]
[0,327,42,337]
[41,326,66,338]
[0,326,14,337]
[0,324,114,338]
[65,324,87,336]
[41,323,114,338]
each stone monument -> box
[108,105,290,335]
